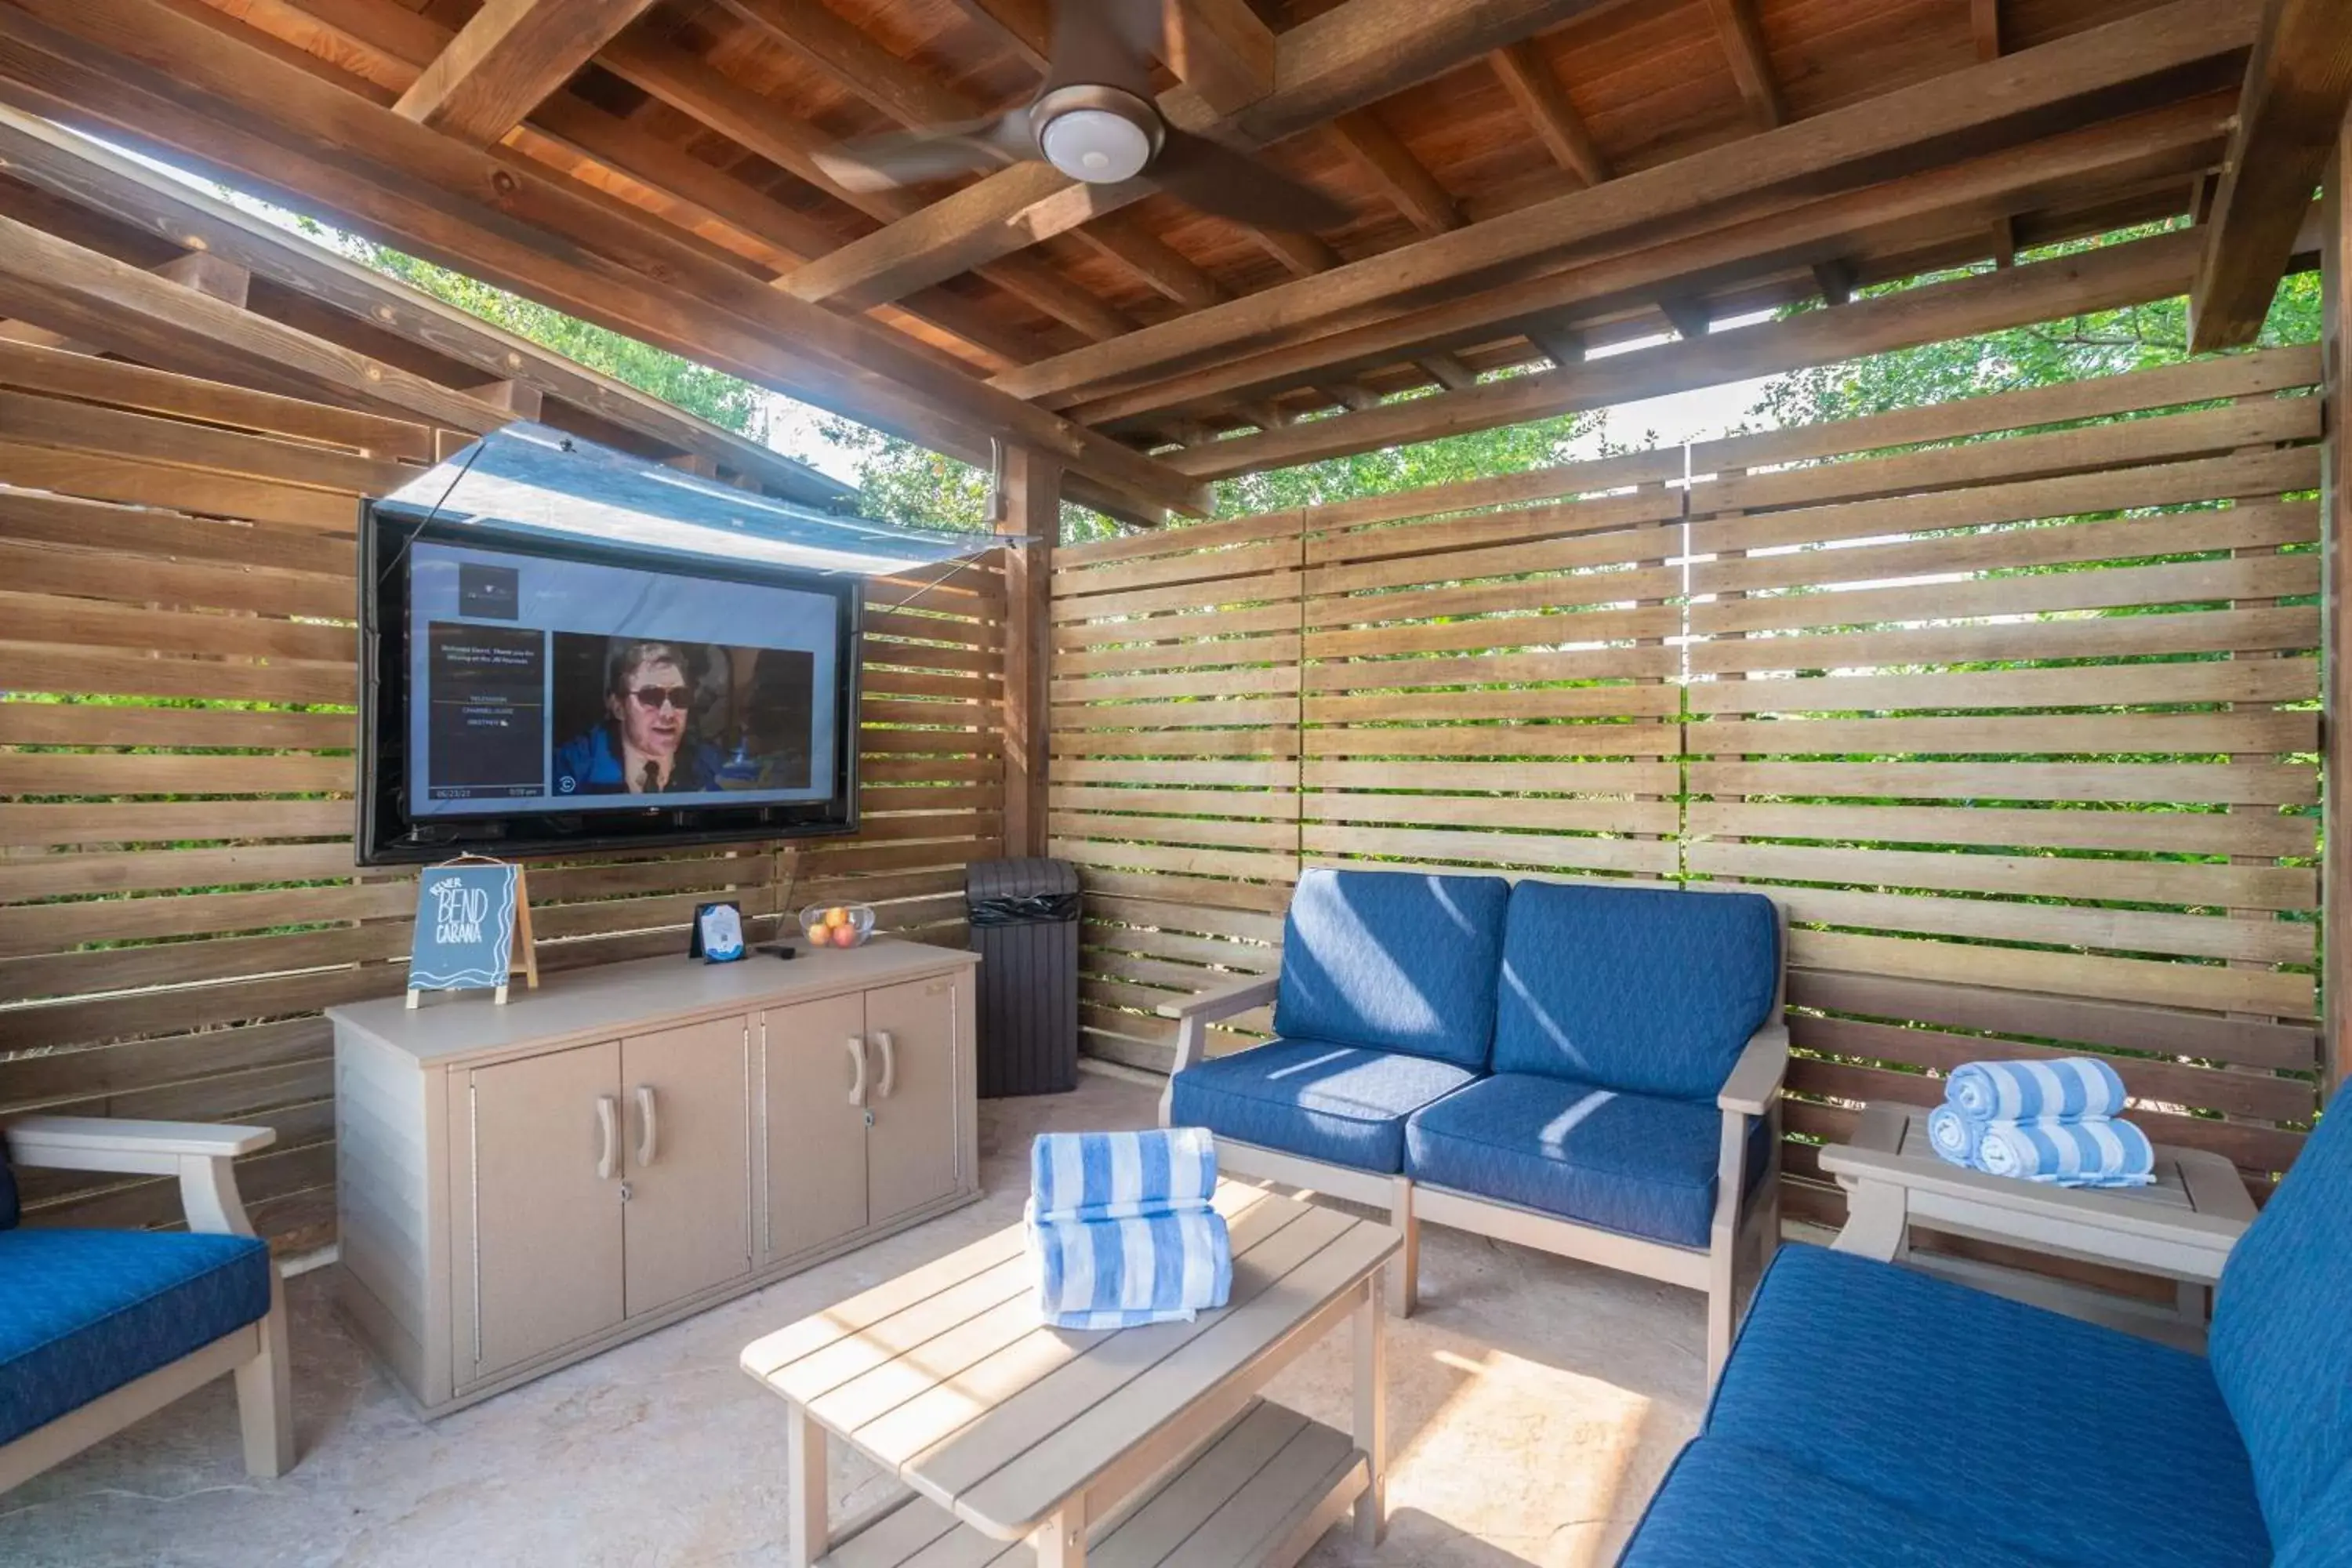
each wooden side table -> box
[740,1182,1396,1567]
[1820,1102,2256,1341]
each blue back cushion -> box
[1492,882,1780,1100]
[1272,869,1511,1069]
[2209,1103,2352,1541]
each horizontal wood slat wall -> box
[1051,347,2325,1221]
[0,366,1003,1252]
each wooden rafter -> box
[1163,224,2209,477]
[1489,40,1609,186]
[1058,95,2230,426]
[393,0,655,147]
[1705,0,1784,129]
[0,109,855,503]
[1330,107,1460,234]
[777,0,1626,310]
[1974,0,2020,267]
[0,0,1205,514]
[2189,0,2352,350]
[988,3,2256,408]
[1163,0,1279,115]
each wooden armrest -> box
[1718,1026,1790,1116]
[6,1115,276,1169]
[1157,971,1279,1022]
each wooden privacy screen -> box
[1051,346,2325,1218]
[0,345,1004,1248]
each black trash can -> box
[966,858,1081,1097]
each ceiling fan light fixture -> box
[1033,86,1159,184]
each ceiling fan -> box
[811,0,1352,232]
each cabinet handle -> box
[634,1084,659,1167]
[595,1094,619,1181]
[874,1030,897,1100]
[846,1035,868,1107]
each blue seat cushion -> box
[1168,1039,1480,1174]
[1271,868,1511,1069]
[1622,1437,2067,1568]
[1704,1245,2268,1568]
[1493,881,1778,1099]
[1402,1073,1771,1247]
[2208,1095,2352,1541]
[0,1228,273,1446]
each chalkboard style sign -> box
[408,856,539,1007]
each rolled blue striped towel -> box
[1031,1127,1218,1222]
[1975,1117,2156,1188]
[1025,1202,1233,1330]
[1926,1104,1984,1167]
[1945,1058,2128,1124]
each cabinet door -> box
[864,975,965,1226]
[761,993,870,1262]
[622,1016,753,1319]
[466,1042,624,1380]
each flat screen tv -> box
[359,509,862,864]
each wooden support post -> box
[997,445,1060,861]
[2323,111,2350,1092]
[470,379,546,419]
[151,249,251,307]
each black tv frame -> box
[357,504,863,866]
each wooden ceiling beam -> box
[1704,0,1784,129]
[1659,296,1711,338]
[0,209,511,432]
[589,32,1135,343]
[1165,223,2208,478]
[392,0,655,147]
[0,0,1205,515]
[2189,0,2352,350]
[1811,256,1857,306]
[1060,93,2231,426]
[273,0,1053,369]
[1163,0,1279,115]
[1973,0,2020,267]
[989,2,2257,408]
[778,0,1627,308]
[1489,40,1608,186]
[1329,107,1460,234]
[714,0,1196,328]
[0,108,855,503]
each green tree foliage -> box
[342,240,766,437]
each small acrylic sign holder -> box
[406,854,539,1008]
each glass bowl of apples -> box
[799,902,876,950]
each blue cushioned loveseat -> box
[0,1116,294,1493]
[1160,868,1788,1382]
[1620,1092,2352,1567]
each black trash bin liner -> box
[966,858,1080,1097]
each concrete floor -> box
[0,1068,1710,1567]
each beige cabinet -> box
[864,975,963,1225]
[760,972,967,1258]
[762,992,869,1263]
[622,1017,753,1319]
[465,1041,626,1379]
[332,942,980,1417]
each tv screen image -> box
[361,517,863,863]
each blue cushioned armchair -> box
[0,1116,294,1493]
[1160,869,1788,1384]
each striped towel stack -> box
[1025,1127,1232,1330]
[1926,1058,2155,1189]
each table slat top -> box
[742,1184,1395,1541]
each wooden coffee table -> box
[741,1182,1397,1568]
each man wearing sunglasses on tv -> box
[552,638,725,797]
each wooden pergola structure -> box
[0,0,2349,1245]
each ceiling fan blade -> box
[1044,0,1161,100]
[1150,129,1355,232]
[812,112,1037,192]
